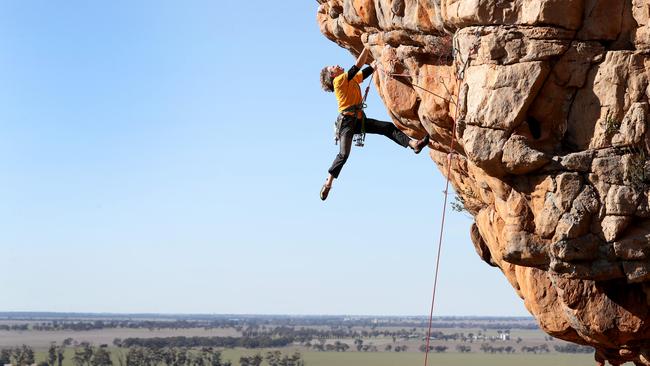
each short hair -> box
[320,66,334,92]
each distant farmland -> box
[0,313,596,366]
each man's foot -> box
[320,184,331,201]
[412,135,430,154]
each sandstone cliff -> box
[317,1,650,365]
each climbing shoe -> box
[413,135,430,154]
[320,184,331,201]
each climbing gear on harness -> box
[333,103,365,145]
[333,74,374,147]
[352,121,366,147]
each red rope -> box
[376,62,459,364]
[423,132,458,366]
[363,74,373,102]
[362,28,481,366]
[421,39,478,364]
[378,70,455,106]
[371,45,474,366]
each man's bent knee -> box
[336,152,349,162]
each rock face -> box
[317,1,650,365]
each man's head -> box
[320,65,344,92]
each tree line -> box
[239,325,421,341]
[417,343,592,355]
[117,336,294,349]
[553,344,594,353]
[0,343,306,366]
[0,345,35,366]
[240,351,304,366]
[0,314,540,332]
[0,324,29,331]
[28,320,239,332]
[123,346,231,366]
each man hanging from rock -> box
[319,46,430,201]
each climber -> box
[318,46,430,201]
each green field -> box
[10,315,602,366]
[33,348,596,366]
[223,350,596,366]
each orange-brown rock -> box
[317,1,650,365]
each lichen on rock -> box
[317,1,650,365]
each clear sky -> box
[0,1,529,316]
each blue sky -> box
[0,1,529,316]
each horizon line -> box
[0,311,534,319]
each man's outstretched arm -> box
[355,47,371,68]
[361,61,375,80]
[347,47,372,81]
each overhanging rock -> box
[317,1,650,365]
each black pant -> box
[328,114,411,178]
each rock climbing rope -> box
[373,28,482,366]
[375,70,456,106]
[354,73,374,147]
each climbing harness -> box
[334,74,374,147]
[334,104,366,147]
